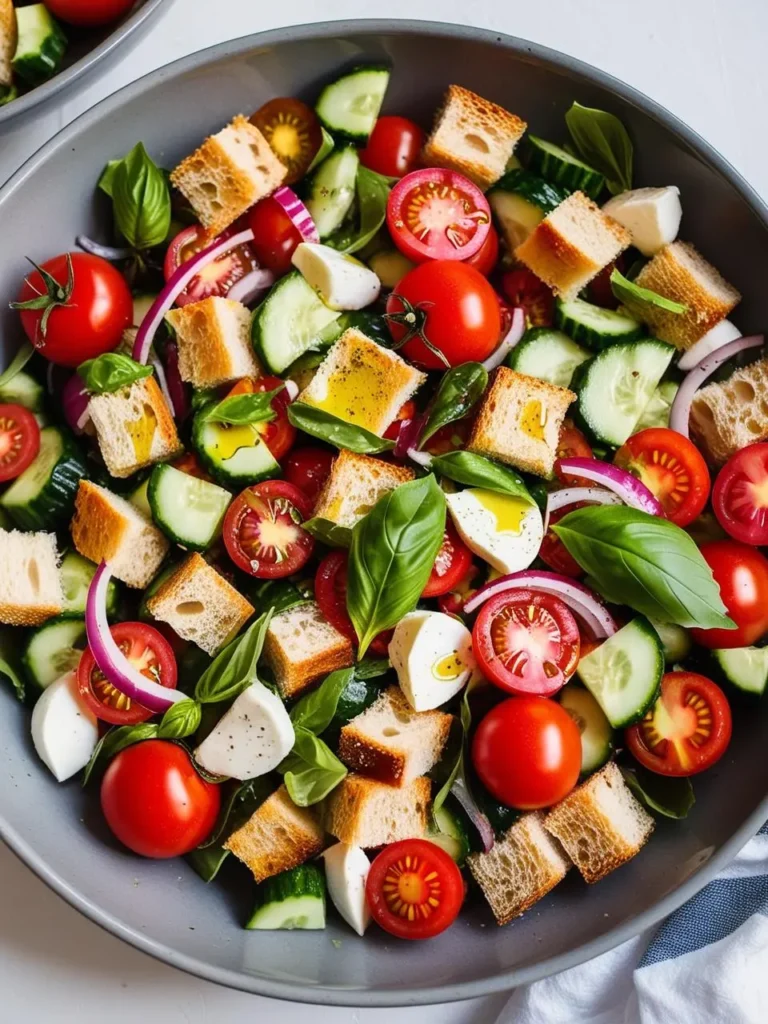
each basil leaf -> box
[432,682,474,815]
[287,402,395,455]
[622,765,695,819]
[0,343,34,390]
[111,142,172,251]
[195,610,273,704]
[158,699,202,740]
[98,159,121,198]
[565,101,633,195]
[198,388,281,426]
[198,775,276,849]
[191,387,218,411]
[187,845,230,882]
[290,667,354,734]
[328,166,392,255]
[354,657,390,680]
[552,505,735,629]
[347,476,446,656]
[247,578,307,615]
[82,723,158,786]
[278,726,347,805]
[610,267,687,315]
[303,517,353,548]
[419,363,488,447]
[431,451,535,504]
[307,126,335,173]
[78,352,154,395]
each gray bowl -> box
[0,0,173,130]
[1,19,767,1008]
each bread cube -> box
[263,600,354,700]
[0,529,63,626]
[165,296,260,390]
[170,115,286,236]
[515,191,631,300]
[422,84,527,190]
[690,356,768,466]
[312,450,414,531]
[323,774,431,848]
[0,0,16,88]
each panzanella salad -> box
[2,65,766,938]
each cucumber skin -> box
[247,864,326,930]
[12,10,68,87]
[191,415,278,488]
[303,146,359,239]
[0,429,88,532]
[525,136,605,199]
[21,616,86,693]
[315,65,391,142]
[507,327,590,388]
[489,168,569,214]
[147,465,229,551]
[555,299,643,350]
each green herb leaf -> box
[553,505,735,629]
[278,726,347,805]
[98,159,121,198]
[198,388,282,426]
[328,166,392,255]
[565,101,633,195]
[419,363,489,447]
[247,578,307,616]
[622,764,695,819]
[432,675,478,815]
[303,517,353,548]
[347,476,446,657]
[78,352,154,395]
[195,610,273,704]
[0,626,25,701]
[290,667,354,734]
[287,402,395,455]
[82,723,159,786]
[354,657,391,680]
[111,142,172,251]
[430,450,536,503]
[0,343,34,390]
[158,698,202,740]
[198,776,276,849]
[307,126,335,173]
[610,267,688,315]
[186,845,230,882]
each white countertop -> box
[1,1,766,1021]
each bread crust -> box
[165,296,259,389]
[0,0,16,88]
[312,450,414,528]
[322,774,431,847]
[263,601,354,699]
[0,529,63,626]
[690,356,768,465]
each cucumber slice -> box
[128,477,152,519]
[22,617,86,693]
[576,617,664,728]
[132,293,158,327]
[148,464,231,550]
[0,371,45,412]
[60,551,119,618]
[488,168,569,253]
[525,136,605,198]
[316,66,390,142]
[555,297,643,349]
[559,684,614,774]
[138,562,178,622]
[635,380,679,431]
[0,427,87,531]
[192,415,279,487]
[252,270,341,374]
[247,864,326,930]
[431,803,471,866]
[12,4,68,87]
[305,146,360,239]
[575,339,675,446]
[648,618,691,664]
[490,168,569,214]
[713,647,768,696]
[507,327,590,388]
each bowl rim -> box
[1,17,768,1007]
[0,0,174,130]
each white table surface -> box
[2,1,767,1021]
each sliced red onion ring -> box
[227,267,275,305]
[555,457,663,517]
[464,569,618,639]
[543,486,622,533]
[76,235,133,262]
[393,413,427,459]
[162,342,189,422]
[132,227,255,365]
[62,373,91,434]
[283,379,299,402]
[670,334,764,438]
[150,356,175,416]
[406,446,434,469]
[481,307,525,371]
[451,777,494,852]
[272,186,320,243]
[678,320,742,371]
[85,563,188,714]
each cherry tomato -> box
[472,590,580,697]
[586,255,625,309]
[472,697,581,809]
[361,116,425,178]
[501,269,555,328]
[77,622,178,726]
[366,839,464,939]
[614,427,710,527]
[555,421,593,486]
[387,261,501,370]
[314,551,391,655]
[387,168,491,263]
[164,225,259,307]
[44,0,134,25]
[423,417,470,456]
[0,404,40,483]
[247,198,302,276]
[282,446,334,504]
[465,226,499,277]
[539,502,587,578]
[14,253,133,367]
[625,671,732,776]
[101,740,220,858]
[690,540,768,649]
[383,400,417,441]
[250,97,322,184]
[223,480,314,578]
[225,376,296,460]
[437,562,481,617]
[171,452,212,481]
[712,442,768,546]
[422,522,474,598]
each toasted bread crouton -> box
[467,366,575,477]
[338,686,452,787]
[170,115,286,236]
[0,530,63,626]
[468,812,570,925]
[422,85,527,190]
[632,241,741,350]
[297,328,426,437]
[323,774,431,847]
[71,481,169,589]
[0,0,16,88]
[312,450,414,530]
[224,785,326,883]
[690,356,768,466]
[146,553,253,655]
[263,601,354,700]
[516,191,631,300]
[87,377,183,480]
[165,296,260,390]
[544,762,654,884]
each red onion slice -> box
[271,186,320,243]
[76,235,133,261]
[150,356,175,416]
[162,342,189,422]
[543,486,622,533]
[678,320,742,371]
[406,446,434,469]
[670,334,764,438]
[393,413,427,459]
[482,307,525,371]
[283,379,299,402]
[227,267,276,305]
[62,373,91,434]
[450,777,494,853]
[555,457,663,516]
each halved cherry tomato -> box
[366,839,464,940]
[0,404,40,483]
[361,116,425,178]
[77,622,178,726]
[690,540,768,649]
[314,551,391,655]
[539,502,587,578]
[713,442,768,545]
[282,446,334,504]
[424,417,470,456]
[171,452,212,481]
[164,225,259,307]
[422,522,474,598]
[225,375,297,460]
[472,590,580,697]
[437,562,481,617]
[625,671,732,776]
[247,198,303,276]
[383,400,417,442]
[614,427,710,527]
[250,98,322,184]
[501,269,555,328]
[465,226,499,277]
[555,420,593,486]
[223,480,314,578]
[387,168,491,264]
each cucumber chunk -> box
[22,617,86,693]
[128,477,152,519]
[430,802,471,865]
[12,4,68,87]
[247,864,326,930]
[252,270,341,374]
[0,426,87,531]
[316,66,390,142]
[559,684,614,774]
[488,170,568,253]
[648,618,691,664]
[576,617,664,728]
[525,136,604,198]
[713,647,768,696]
[0,371,45,412]
[634,380,679,431]
[192,414,279,487]
[148,464,231,550]
[305,146,360,239]
[507,327,590,388]
[60,552,119,618]
[555,297,643,350]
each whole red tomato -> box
[14,253,133,367]
[100,740,220,858]
[44,0,135,24]
[361,116,425,178]
[691,540,768,649]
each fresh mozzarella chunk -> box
[322,842,371,935]
[31,671,99,783]
[292,242,381,311]
[194,682,294,781]
[603,186,682,256]
[678,318,742,371]
[446,488,543,575]
[389,610,474,711]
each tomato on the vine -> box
[361,116,425,178]
[250,98,322,184]
[614,427,710,527]
[501,268,555,327]
[0,404,40,483]
[223,480,314,578]
[712,442,768,546]
[422,522,474,598]
[282,446,334,503]
[247,198,302,276]
[225,376,296,460]
[164,225,259,307]
[44,0,134,25]
[690,540,768,649]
